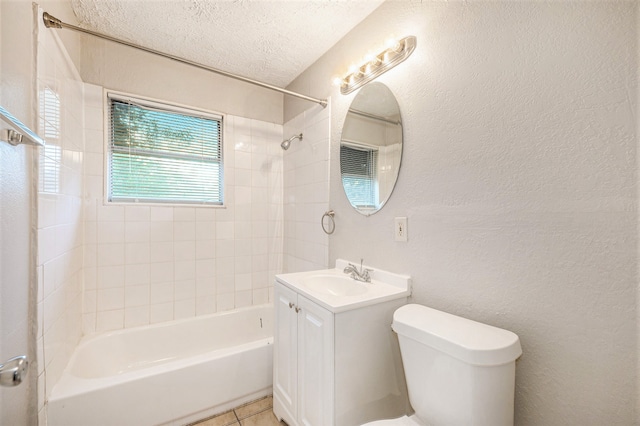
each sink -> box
[301,274,368,296]
[275,259,411,313]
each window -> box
[107,93,223,205]
[340,143,379,208]
[39,87,61,194]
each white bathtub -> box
[48,304,273,426]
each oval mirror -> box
[340,82,403,215]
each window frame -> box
[104,89,226,207]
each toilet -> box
[364,304,522,426]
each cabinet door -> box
[273,283,299,423]
[297,295,334,426]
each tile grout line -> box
[184,409,237,426]
[232,406,242,425]
[235,405,274,421]
[186,395,273,425]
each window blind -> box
[108,96,223,205]
[340,144,378,208]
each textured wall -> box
[0,2,37,424]
[286,1,637,424]
[79,36,284,124]
[70,0,383,88]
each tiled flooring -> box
[189,395,286,426]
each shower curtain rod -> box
[42,12,328,108]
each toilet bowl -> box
[362,304,522,426]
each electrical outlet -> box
[394,217,408,242]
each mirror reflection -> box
[340,82,403,215]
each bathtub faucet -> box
[344,259,373,283]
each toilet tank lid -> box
[392,304,522,366]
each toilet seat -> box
[362,414,426,426]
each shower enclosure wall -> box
[36,9,85,422]
[81,88,284,334]
[34,6,330,424]
[282,104,331,273]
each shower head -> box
[281,133,303,150]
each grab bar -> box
[0,105,44,147]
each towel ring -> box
[321,210,335,235]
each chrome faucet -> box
[344,259,373,283]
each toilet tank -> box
[392,304,522,426]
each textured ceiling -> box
[71,0,384,88]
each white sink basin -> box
[301,274,368,296]
[275,260,411,313]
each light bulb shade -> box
[339,36,417,95]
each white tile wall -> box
[83,91,284,332]
[283,102,331,272]
[34,19,322,424]
[36,16,84,421]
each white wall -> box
[283,102,331,272]
[38,0,81,67]
[377,143,401,206]
[71,20,288,332]
[82,89,283,332]
[0,1,37,424]
[35,6,84,422]
[1,2,81,423]
[79,36,283,125]
[286,1,637,424]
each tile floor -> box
[189,395,286,426]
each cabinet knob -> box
[289,302,294,309]
[295,307,301,313]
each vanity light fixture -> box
[337,36,417,95]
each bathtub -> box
[48,304,273,426]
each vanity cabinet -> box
[273,280,409,426]
[274,283,334,426]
